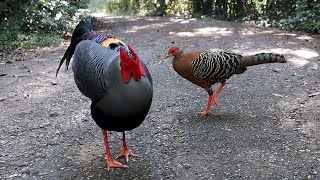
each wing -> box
[72,40,120,101]
[190,51,242,80]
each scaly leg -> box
[116,131,138,162]
[196,95,213,116]
[196,81,226,116]
[101,129,128,171]
[212,81,226,108]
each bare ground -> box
[0,15,320,179]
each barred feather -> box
[240,53,286,67]
[191,51,242,80]
[191,51,286,80]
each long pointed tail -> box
[56,20,93,76]
[240,53,286,67]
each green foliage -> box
[23,0,90,34]
[98,0,185,16]
[0,0,90,50]
[270,0,320,33]
[0,19,63,50]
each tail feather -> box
[240,53,286,67]
[56,20,93,76]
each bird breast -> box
[96,76,153,117]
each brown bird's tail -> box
[56,20,93,76]
[240,53,286,67]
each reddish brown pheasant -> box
[166,47,286,116]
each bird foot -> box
[116,147,138,162]
[105,157,128,171]
[196,111,210,116]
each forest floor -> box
[1,15,320,179]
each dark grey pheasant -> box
[166,47,286,116]
[56,20,153,170]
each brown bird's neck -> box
[172,51,192,81]
[171,50,206,86]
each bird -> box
[56,20,153,170]
[165,47,286,116]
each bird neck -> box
[172,50,184,64]
[176,49,184,58]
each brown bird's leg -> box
[101,129,128,171]
[212,81,226,108]
[116,131,138,162]
[196,88,214,116]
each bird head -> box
[165,47,181,59]
[119,45,146,83]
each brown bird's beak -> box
[165,54,172,59]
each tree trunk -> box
[235,0,244,18]
[203,0,213,15]
[215,0,226,18]
[192,0,203,16]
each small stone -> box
[272,68,281,73]
[311,171,318,175]
[49,112,59,117]
[182,163,191,169]
[308,92,320,97]
[23,94,30,98]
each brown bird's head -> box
[165,47,182,59]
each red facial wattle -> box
[120,45,146,83]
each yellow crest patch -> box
[101,38,125,47]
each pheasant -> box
[56,20,153,170]
[166,47,286,116]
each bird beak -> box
[165,54,172,59]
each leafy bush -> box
[271,0,320,33]
[23,0,90,34]
[0,0,90,50]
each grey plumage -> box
[72,40,153,130]
[191,51,286,80]
[58,20,153,170]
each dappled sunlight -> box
[170,18,197,24]
[281,48,318,68]
[124,21,173,34]
[287,58,310,67]
[170,18,186,23]
[194,27,233,35]
[239,27,276,35]
[292,49,319,59]
[241,29,275,35]
[169,31,194,37]
[168,27,233,37]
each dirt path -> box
[1,15,319,179]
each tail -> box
[240,53,286,67]
[56,20,93,76]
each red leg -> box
[101,129,128,171]
[116,132,138,162]
[196,95,213,116]
[212,82,226,108]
